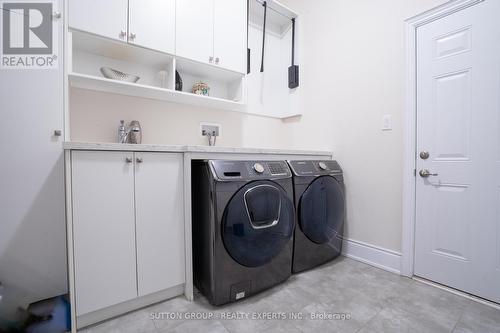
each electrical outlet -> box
[201,123,221,137]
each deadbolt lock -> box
[419,151,430,160]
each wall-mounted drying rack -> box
[249,0,297,36]
[246,0,301,118]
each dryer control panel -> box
[288,160,342,177]
[210,160,292,181]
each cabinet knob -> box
[136,157,143,163]
[52,12,61,20]
[129,33,136,41]
[215,57,220,65]
[125,157,133,163]
[53,129,62,137]
[119,30,127,39]
[209,56,214,64]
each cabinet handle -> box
[119,30,127,39]
[215,57,220,65]
[129,33,136,41]
[209,56,214,64]
[125,157,133,163]
[136,157,143,163]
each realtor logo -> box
[1,1,58,69]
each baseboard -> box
[412,277,500,310]
[77,283,185,329]
[342,238,402,275]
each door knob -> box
[129,33,136,41]
[125,157,133,163]
[136,157,143,163]
[215,57,220,65]
[209,56,214,63]
[420,151,430,160]
[419,169,438,178]
[119,30,127,39]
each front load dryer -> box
[191,160,295,305]
[288,160,345,273]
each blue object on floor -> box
[25,296,71,333]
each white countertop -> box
[63,142,332,156]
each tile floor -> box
[82,257,500,333]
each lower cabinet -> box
[70,151,185,317]
[134,152,185,296]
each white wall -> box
[281,0,449,252]
[70,0,448,253]
[70,88,293,149]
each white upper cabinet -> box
[69,0,175,54]
[214,0,247,73]
[70,0,246,72]
[69,0,128,42]
[128,0,176,54]
[175,0,214,65]
[176,0,247,73]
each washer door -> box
[299,176,344,244]
[222,181,294,267]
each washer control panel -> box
[210,160,292,181]
[253,163,265,174]
[288,160,342,176]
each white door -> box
[0,0,66,310]
[128,0,176,54]
[69,0,128,41]
[134,153,185,296]
[414,0,500,303]
[213,0,247,73]
[71,151,137,315]
[175,0,214,65]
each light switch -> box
[382,114,392,131]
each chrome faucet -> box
[118,120,142,144]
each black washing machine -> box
[288,160,345,273]
[191,160,295,305]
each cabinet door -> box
[128,0,175,54]
[0,0,66,304]
[69,0,128,41]
[176,0,214,64]
[135,153,185,296]
[213,0,247,73]
[71,151,137,316]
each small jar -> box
[128,120,142,144]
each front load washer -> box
[288,160,345,273]
[191,160,295,305]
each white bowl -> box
[100,67,140,83]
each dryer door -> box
[299,176,345,244]
[222,181,294,267]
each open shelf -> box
[69,30,246,112]
[71,30,175,89]
[175,57,244,103]
[69,73,246,112]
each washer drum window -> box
[222,180,295,267]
